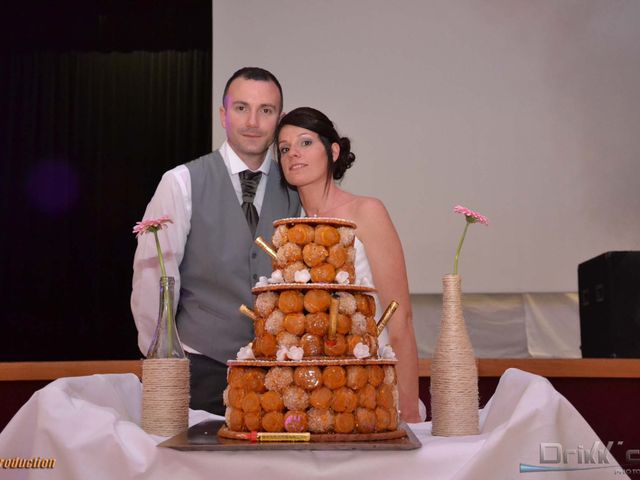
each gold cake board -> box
[159,419,422,451]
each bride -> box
[276,107,422,423]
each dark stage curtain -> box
[1,48,212,360]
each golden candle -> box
[255,432,310,442]
[376,300,399,336]
[239,304,257,321]
[327,296,339,341]
[255,236,278,260]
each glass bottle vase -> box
[146,276,185,359]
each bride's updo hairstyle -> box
[276,107,356,185]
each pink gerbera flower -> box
[452,205,489,275]
[132,215,173,237]
[132,215,173,278]
[453,205,489,226]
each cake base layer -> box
[218,425,407,442]
[159,419,422,451]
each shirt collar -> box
[223,141,272,176]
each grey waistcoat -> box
[177,150,300,363]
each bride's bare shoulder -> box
[345,196,392,231]
[351,195,388,216]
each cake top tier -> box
[254,216,369,290]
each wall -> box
[212,0,640,293]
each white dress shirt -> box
[131,141,272,356]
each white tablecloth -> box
[0,369,629,480]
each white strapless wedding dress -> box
[355,237,427,421]
[354,237,390,347]
[298,212,425,420]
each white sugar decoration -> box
[286,346,304,361]
[353,342,371,359]
[272,225,288,248]
[294,269,311,283]
[350,312,367,335]
[380,344,397,360]
[337,292,357,315]
[335,271,350,285]
[268,270,284,284]
[265,309,285,335]
[338,226,355,246]
[276,345,289,361]
[236,343,255,360]
[255,276,269,287]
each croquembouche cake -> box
[218,217,405,442]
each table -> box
[0,369,630,480]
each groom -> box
[131,67,300,414]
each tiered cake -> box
[218,217,405,441]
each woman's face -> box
[278,125,338,188]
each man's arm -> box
[131,166,191,356]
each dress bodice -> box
[354,237,390,347]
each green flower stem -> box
[154,230,174,355]
[153,230,167,278]
[164,279,175,356]
[453,221,470,275]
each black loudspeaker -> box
[578,252,640,358]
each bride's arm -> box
[353,197,422,423]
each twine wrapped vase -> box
[141,276,190,437]
[142,358,189,436]
[430,274,479,436]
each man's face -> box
[219,78,281,166]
